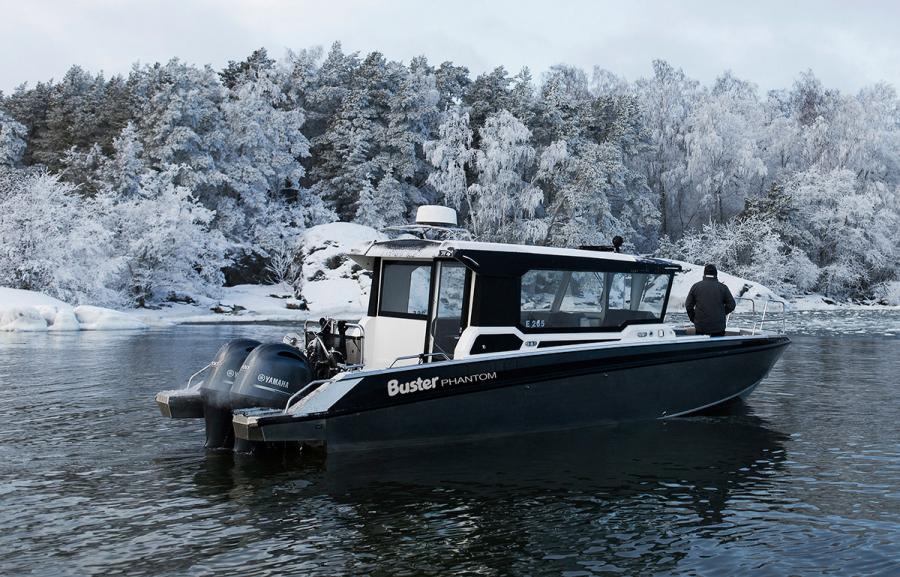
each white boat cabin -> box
[348,238,682,370]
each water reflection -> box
[170,406,788,576]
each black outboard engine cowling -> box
[200,338,261,450]
[229,343,314,453]
[231,343,313,409]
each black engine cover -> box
[199,339,261,407]
[230,343,313,410]
[199,338,260,449]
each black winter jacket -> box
[685,277,736,334]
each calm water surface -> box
[1,311,899,576]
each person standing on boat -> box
[685,264,736,337]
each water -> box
[1,312,899,576]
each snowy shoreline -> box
[3,282,898,333]
[2,223,896,333]
[4,272,897,333]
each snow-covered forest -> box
[1,45,898,307]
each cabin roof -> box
[348,238,681,276]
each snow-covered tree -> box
[535,140,623,246]
[683,72,768,224]
[310,51,402,219]
[0,168,124,304]
[464,67,512,135]
[424,105,473,212]
[0,111,28,167]
[353,178,382,229]
[128,59,228,206]
[0,81,54,166]
[853,83,900,186]
[434,61,471,112]
[634,60,700,238]
[657,214,809,295]
[353,173,406,230]
[306,42,359,137]
[375,174,408,227]
[384,57,440,186]
[60,142,106,195]
[781,168,898,296]
[219,47,275,89]
[467,110,543,242]
[8,67,131,170]
[592,92,659,249]
[110,167,229,305]
[534,64,592,145]
[219,65,311,249]
[104,122,144,198]
[313,88,379,219]
[507,68,537,131]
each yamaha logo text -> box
[257,373,290,389]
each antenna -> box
[415,205,458,226]
[383,205,471,240]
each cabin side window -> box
[608,272,670,318]
[520,269,671,331]
[379,262,432,318]
[520,270,606,329]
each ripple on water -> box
[1,318,899,576]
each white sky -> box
[2,0,899,95]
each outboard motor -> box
[158,337,315,452]
[228,343,314,453]
[156,336,326,452]
[156,338,260,420]
[199,339,262,450]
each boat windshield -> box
[520,269,671,330]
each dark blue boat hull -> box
[236,335,790,452]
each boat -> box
[155,206,790,453]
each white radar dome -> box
[415,205,458,226]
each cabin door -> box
[427,261,467,359]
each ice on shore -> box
[0,287,148,332]
[73,305,150,330]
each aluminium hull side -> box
[236,334,790,451]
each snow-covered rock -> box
[297,222,386,317]
[0,289,80,332]
[0,287,148,331]
[72,305,149,330]
[48,308,80,331]
[0,307,50,332]
[876,281,900,307]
